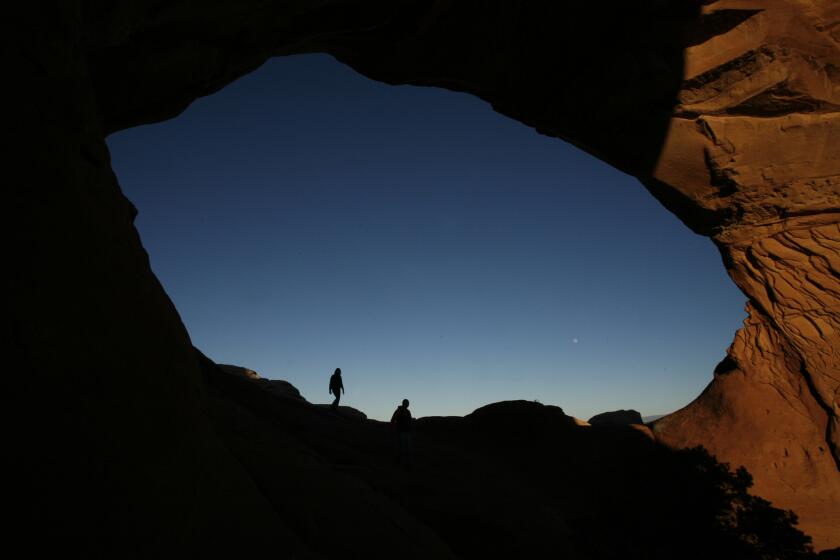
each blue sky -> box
[107,54,746,421]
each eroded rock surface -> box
[8,0,839,552]
[649,2,840,548]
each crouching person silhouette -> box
[329,368,344,410]
[390,399,413,467]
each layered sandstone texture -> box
[650,3,840,549]
[7,0,839,553]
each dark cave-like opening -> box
[106,53,746,422]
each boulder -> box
[218,364,261,380]
[219,364,307,401]
[589,410,644,426]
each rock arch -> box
[8,0,838,551]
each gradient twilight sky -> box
[107,53,747,422]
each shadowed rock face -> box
[7,0,839,552]
[589,410,645,426]
[199,359,819,559]
[220,363,307,401]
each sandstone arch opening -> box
[107,54,746,423]
[11,1,839,554]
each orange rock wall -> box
[650,2,839,548]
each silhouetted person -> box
[329,368,344,410]
[390,398,413,467]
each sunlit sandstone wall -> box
[8,0,839,551]
[649,3,840,548]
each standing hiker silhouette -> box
[391,398,413,466]
[329,368,344,410]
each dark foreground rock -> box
[196,353,817,559]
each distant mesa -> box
[588,409,644,426]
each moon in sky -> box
[572,338,579,344]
